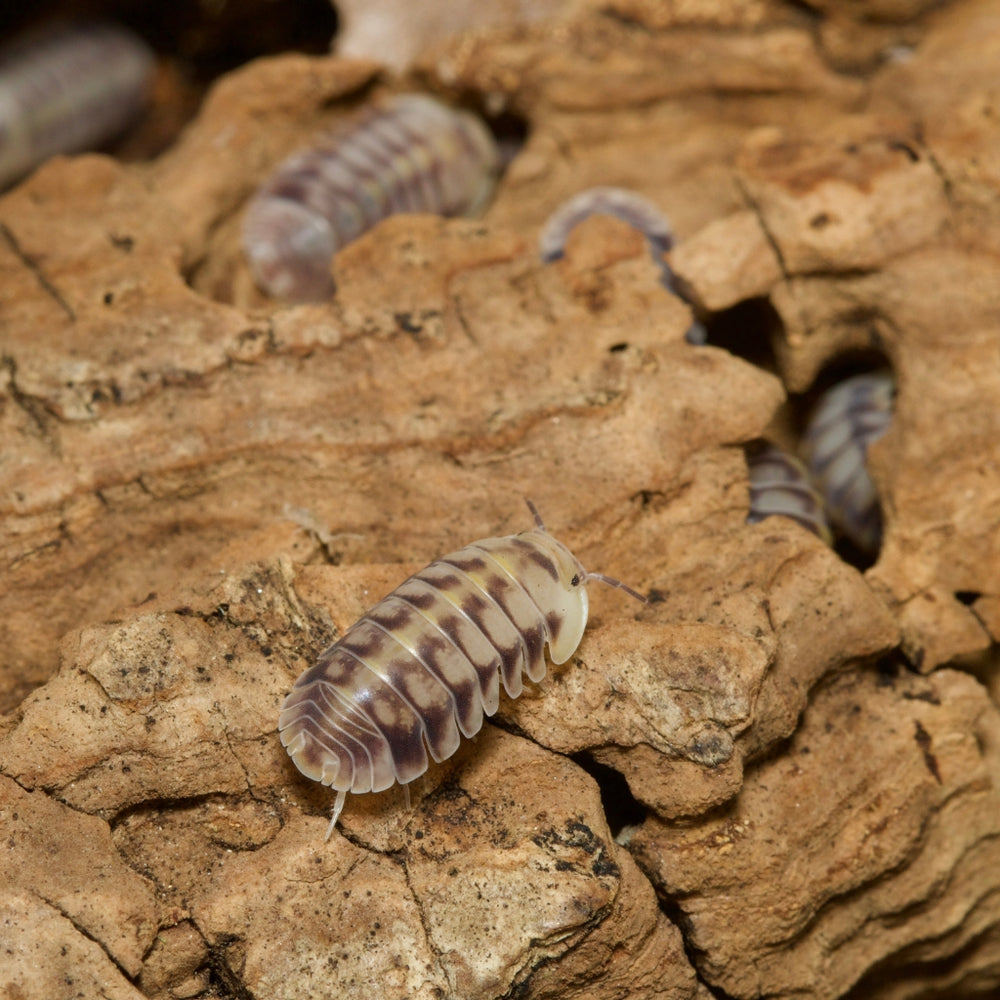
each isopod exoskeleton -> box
[242,94,500,302]
[801,370,895,554]
[538,186,706,344]
[278,501,644,838]
[0,21,154,190]
[539,186,675,264]
[746,440,832,544]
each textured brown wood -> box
[1,2,999,999]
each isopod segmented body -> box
[0,21,154,190]
[801,370,895,553]
[746,440,832,544]
[538,186,707,344]
[279,501,643,837]
[539,186,676,264]
[243,94,500,302]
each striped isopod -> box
[0,21,154,190]
[746,440,832,544]
[801,370,895,553]
[242,94,500,302]
[278,500,645,838]
[538,185,707,344]
[539,187,675,264]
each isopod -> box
[801,370,895,553]
[539,186,675,265]
[242,94,500,302]
[538,186,707,344]
[746,440,832,544]
[278,500,644,837]
[0,21,154,190]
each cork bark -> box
[1,2,999,998]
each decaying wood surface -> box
[1,1,999,998]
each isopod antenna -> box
[586,571,647,605]
[523,498,647,604]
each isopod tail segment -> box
[279,498,647,841]
[327,790,348,840]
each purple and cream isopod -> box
[0,21,154,190]
[243,94,500,301]
[801,370,895,554]
[278,501,645,837]
[746,440,832,544]
[538,186,707,344]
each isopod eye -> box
[571,574,581,586]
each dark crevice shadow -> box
[569,751,647,839]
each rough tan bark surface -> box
[1,1,999,998]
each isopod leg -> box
[324,789,348,841]
[403,783,411,811]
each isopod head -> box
[529,532,589,663]
[481,500,590,665]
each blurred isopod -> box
[538,186,706,343]
[0,21,154,190]
[242,94,500,302]
[801,370,895,554]
[278,500,645,838]
[539,186,675,264]
[746,440,832,544]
